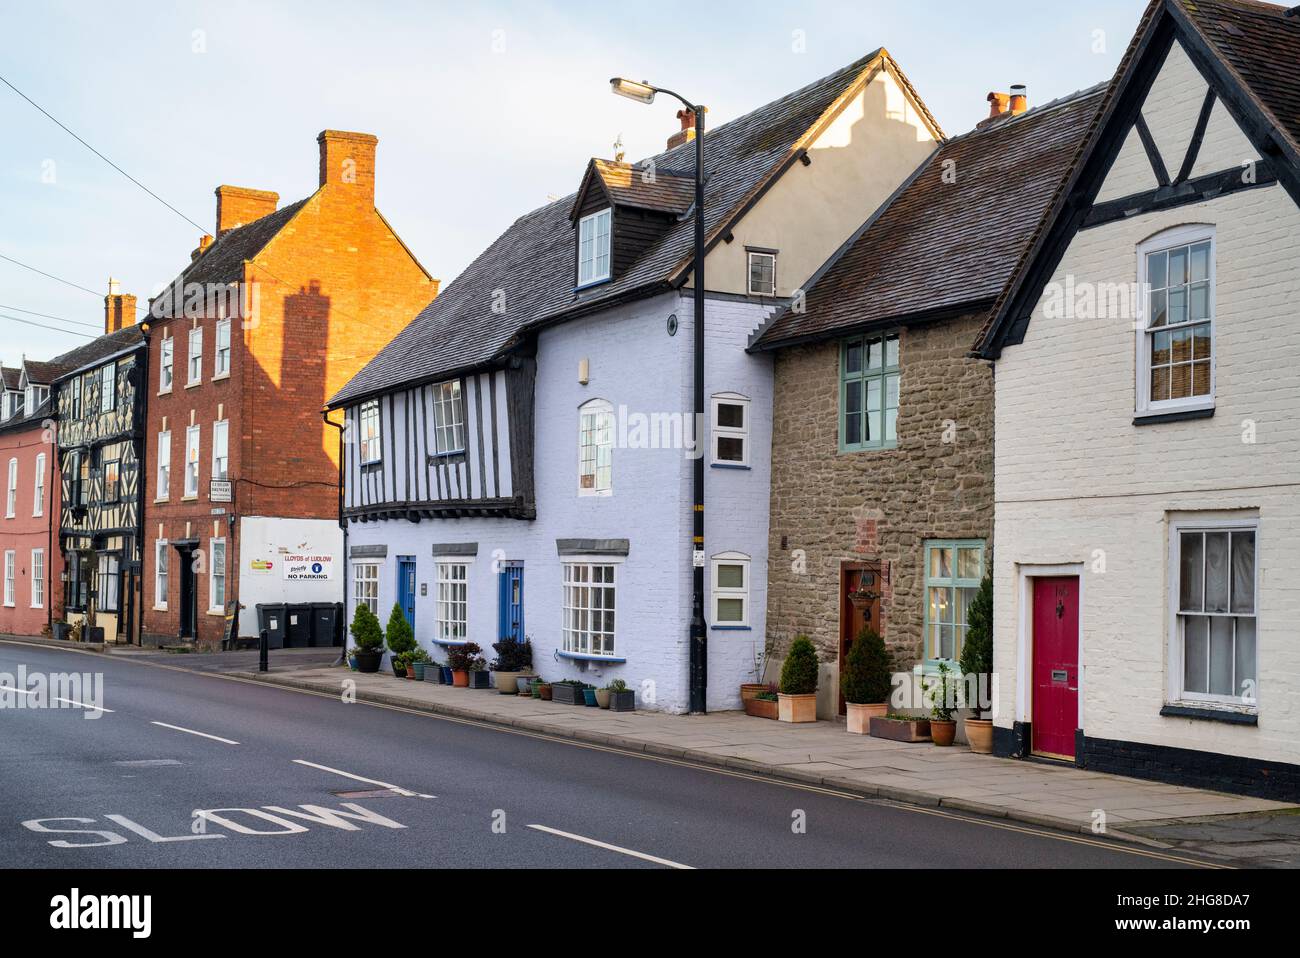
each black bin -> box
[285,605,313,649]
[309,602,344,648]
[255,603,287,650]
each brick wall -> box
[766,312,994,675]
[0,418,62,635]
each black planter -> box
[552,683,586,705]
[610,690,636,712]
[355,649,382,673]
[469,670,491,689]
[391,660,407,678]
[87,627,105,644]
[52,622,70,642]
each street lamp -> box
[610,76,709,715]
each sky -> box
[0,0,1147,363]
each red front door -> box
[1032,577,1079,760]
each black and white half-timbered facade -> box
[53,325,149,644]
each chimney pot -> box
[104,281,137,335]
[107,277,121,296]
[1009,84,1029,115]
[215,186,279,238]
[667,107,706,151]
[986,91,1011,119]
[318,129,378,203]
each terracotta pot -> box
[740,683,769,703]
[931,719,957,747]
[965,717,994,754]
[744,697,779,720]
[452,670,469,687]
[846,702,888,735]
[869,716,931,742]
[539,684,553,701]
[778,693,817,724]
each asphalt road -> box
[0,640,1216,870]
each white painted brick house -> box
[978,0,1300,799]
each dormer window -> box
[577,208,612,287]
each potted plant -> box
[595,685,613,709]
[529,677,543,698]
[385,604,416,678]
[842,627,892,734]
[924,662,958,747]
[538,681,554,701]
[445,643,481,687]
[440,664,454,684]
[778,636,819,723]
[392,652,410,679]
[52,621,71,642]
[409,646,430,681]
[490,637,534,695]
[869,713,932,742]
[959,575,995,755]
[740,682,769,702]
[347,648,359,672]
[425,658,443,683]
[743,683,779,720]
[607,679,635,712]
[515,676,532,694]
[349,605,384,674]
[469,654,491,689]
[579,685,597,707]
[551,679,586,705]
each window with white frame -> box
[103,458,120,502]
[1171,521,1257,706]
[747,250,777,296]
[184,425,200,497]
[1138,227,1214,414]
[31,549,43,608]
[577,208,612,287]
[353,562,379,616]
[432,381,465,455]
[5,458,16,517]
[70,375,82,418]
[100,363,115,412]
[924,540,985,663]
[212,420,229,480]
[359,400,381,465]
[157,430,171,500]
[209,538,227,612]
[214,318,231,377]
[711,393,750,466]
[188,327,203,385]
[578,399,613,496]
[435,561,468,641]
[563,562,617,656]
[97,553,120,613]
[160,335,174,392]
[2,551,14,606]
[154,540,168,610]
[32,453,44,516]
[711,553,750,626]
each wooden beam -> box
[1175,88,1218,185]
[1083,162,1278,228]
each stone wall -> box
[766,312,994,673]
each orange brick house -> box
[141,130,436,647]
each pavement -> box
[0,639,1234,869]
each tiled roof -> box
[1177,0,1300,154]
[46,324,145,381]
[22,359,68,385]
[331,49,941,406]
[575,158,696,217]
[1,367,19,391]
[753,85,1106,349]
[0,393,51,435]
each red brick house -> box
[141,130,436,647]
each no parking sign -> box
[282,554,335,581]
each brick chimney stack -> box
[667,108,706,151]
[104,278,137,334]
[318,130,377,204]
[215,186,279,238]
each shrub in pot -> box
[347,648,359,672]
[924,662,958,747]
[425,659,443,683]
[869,713,932,742]
[743,684,779,720]
[408,646,430,681]
[607,679,635,712]
[385,604,416,677]
[392,652,411,679]
[469,655,491,689]
[778,636,819,723]
[349,604,384,674]
[445,643,482,688]
[551,679,585,705]
[958,575,995,754]
[516,676,532,694]
[490,637,534,695]
[842,627,893,734]
[538,681,554,701]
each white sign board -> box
[282,555,335,581]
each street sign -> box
[210,479,232,503]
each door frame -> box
[1015,563,1085,750]
[396,556,417,631]
[838,560,883,717]
[498,562,524,642]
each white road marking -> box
[291,759,419,798]
[0,685,112,712]
[526,824,694,870]
[150,721,239,745]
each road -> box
[0,640,1216,869]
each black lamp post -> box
[610,77,708,714]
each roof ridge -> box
[944,82,1110,146]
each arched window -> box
[578,399,614,496]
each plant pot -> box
[869,716,931,742]
[595,688,611,709]
[494,671,521,695]
[452,670,469,687]
[530,679,542,698]
[965,717,994,754]
[539,684,553,701]
[440,666,454,684]
[778,693,817,724]
[582,688,598,707]
[609,689,635,712]
[552,683,583,705]
[412,662,426,681]
[354,649,382,674]
[470,670,491,689]
[744,697,778,720]
[348,656,358,671]
[52,622,70,642]
[87,627,105,644]
[424,664,441,682]
[931,719,957,747]
[740,683,768,702]
[845,702,888,735]
[516,676,533,695]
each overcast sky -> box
[0,0,1146,363]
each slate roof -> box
[21,359,67,385]
[752,84,1106,350]
[1,367,19,391]
[572,159,696,218]
[331,49,943,407]
[46,325,145,382]
[0,393,51,435]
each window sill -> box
[158,389,173,397]
[206,609,225,617]
[427,451,466,464]
[575,277,612,293]
[1134,407,1214,427]
[710,463,751,471]
[181,496,199,503]
[155,498,169,505]
[212,372,230,382]
[711,625,752,632]
[1160,704,1257,726]
[431,638,470,647]
[557,651,627,664]
[153,605,168,612]
[839,442,899,456]
[578,490,613,499]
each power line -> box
[0,252,102,297]
[0,302,101,330]
[0,311,95,340]
[0,71,206,233]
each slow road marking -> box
[527,824,694,869]
[292,759,428,798]
[150,721,239,745]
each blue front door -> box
[397,558,417,631]
[499,565,524,641]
